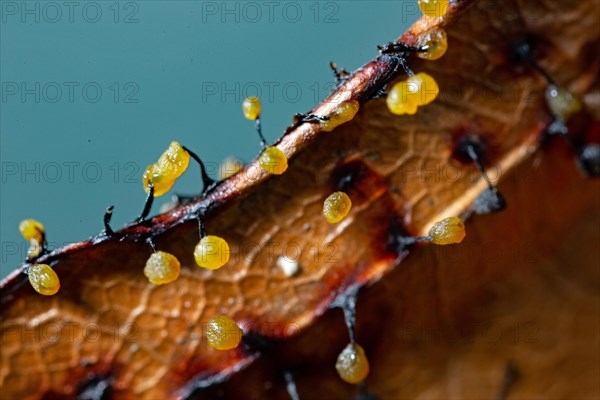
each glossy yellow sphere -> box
[194,235,230,270]
[258,146,288,175]
[242,96,261,120]
[321,100,360,132]
[335,343,370,384]
[206,315,243,350]
[144,251,181,285]
[418,0,448,18]
[28,264,60,296]
[386,72,439,115]
[429,216,466,245]
[143,163,175,196]
[19,219,45,242]
[545,85,581,121]
[417,28,448,60]
[323,191,352,223]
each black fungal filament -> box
[330,62,350,84]
[145,236,157,253]
[138,183,155,222]
[283,370,301,400]
[457,136,506,214]
[103,206,115,237]
[196,210,207,239]
[182,146,217,193]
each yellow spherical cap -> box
[242,96,261,120]
[206,315,243,350]
[258,146,288,175]
[410,72,440,106]
[144,251,181,285]
[418,0,448,18]
[417,28,448,61]
[143,164,175,196]
[323,191,352,224]
[321,100,360,132]
[545,85,581,121]
[219,157,244,180]
[28,264,60,296]
[157,141,190,180]
[19,219,45,242]
[386,80,420,115]
[335,343,370,384]
[194,235,230,270]
[429,216,466,245]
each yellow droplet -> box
[545,85,581,121]
[28,264,60,296]
[206,315,243,350]
[143,163,175,196]
[417,28,448,61]
[321,100,360,132]
[386,80,420,115]
[157,141,190,180]
[429,216,466,245]
[418,0,448,18]
[386,72,439,115]
[194,235,230,270]
[219,157,244,180]
[144,251,181,285]
[27,239,43,259]
[19,219,45,242]
[323,191,352,223]
[258,146,288,175]
[335,343,370,384]
[242,96,261,120]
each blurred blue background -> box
[0,0,417,278]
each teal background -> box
[0,0,417,278]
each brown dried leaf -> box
[1,0,598,398]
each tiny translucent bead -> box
[219,157,244,180]
[258,146,288,175]
[429,216,466,245]
[545,85,581,121]
[321,100,360,132]
[242,96,261,120]
[194,235,230,270]
[19,219,44,242]
[157,141,190,180]
[335,343,370,384]
[417,28,448,60]
[143,163,175,196]
[206,315,243,350]
[386,72,439,115]
[28,264,60,296]
[144,251,181,285]
[418,0,448,18]
[323,191,352,223]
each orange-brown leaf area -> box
[1,0,599,399]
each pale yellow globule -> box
[320,100,360,132]
[545,85,581,121]
[386,72,440,115]
[417,28,448,61]
[142,141,190,196]
[418,0,448,18]
[242,96,261,120]
[206,315,243,350]
[194,235,231,270]
[19,219,45,242]
[144,251,181,285]
[335,343,370,384]
[428,216,466,244]
[258,146,288,175]
[323,191,352,223]
[28,264,60,296]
